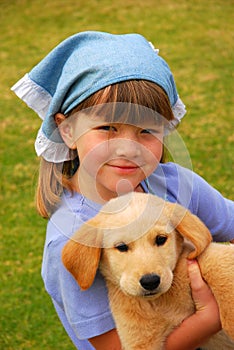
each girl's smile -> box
[106,161,141,175]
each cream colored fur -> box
[62,192,234,350]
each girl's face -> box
[60,108,164,203]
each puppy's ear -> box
[170,204,212,259]
[62,224,102,290]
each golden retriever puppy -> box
[62,192,234,350]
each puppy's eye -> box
[155,235,168,246]
[115,243,129,252]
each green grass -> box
[1,0,233,348]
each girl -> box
[12,31,234,349]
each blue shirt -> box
[42,163,234,349]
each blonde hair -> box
[36,80,175,218]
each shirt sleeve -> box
[42,223,116,341]
[191,171,234,242]
[148,163,234,242]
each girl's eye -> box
[115,243,129,252]
[97,125,117,132]
[141,128,161,135]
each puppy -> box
[62,192,234,350]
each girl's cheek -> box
[80,142,111,174]
[143,141,163,161]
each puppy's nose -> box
[140,274,160,291]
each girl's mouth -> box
[107,163,141,175]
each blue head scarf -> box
[11,31,186,162]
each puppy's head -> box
[62,193,212,295]
[100,221,183,298]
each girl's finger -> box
[187,259,204,291]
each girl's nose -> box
[114,138,141,158]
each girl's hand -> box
[187,259,221,332]
[164,259,221,350]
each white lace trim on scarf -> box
[11,73,51,120]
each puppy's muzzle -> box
[139,273,160,291]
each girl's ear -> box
[55,113,76,149]
[169,204,212,259]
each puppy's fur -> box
[62,192,234,350]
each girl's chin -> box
[95,181,144,202]
[115,179,135,195]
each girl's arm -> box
[89,260,221,350]
[89,329,122,350]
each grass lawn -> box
[1,0,233,349]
